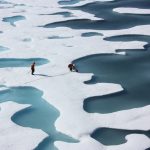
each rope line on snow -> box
[22,72,70,85]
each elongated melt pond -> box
[50,12,74,18]
[0,86,77,150]
[81,32,103,37]
[2,15,26,26]
[0,58,49,68]
[58,0,80,5]
[91,128,150,145]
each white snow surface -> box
[114,7,150,14]
[0,0,150,150]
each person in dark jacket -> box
[68,63,78,72]
[31,62,35,75]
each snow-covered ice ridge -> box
[113,7,150,14]
[0,0,150,150]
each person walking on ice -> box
[31,62,35,75]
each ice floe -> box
[0,0,150,149]
[114,7,150,15]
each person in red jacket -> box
[31,62,35,75]
[68,63,78,72]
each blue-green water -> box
[0,0,11,4]
[104,34,150,42]
[81,32,103,37]
[22,38,32,42]
[0,46,9,52]
[74,33,150,145]
[2,15,26,26]
[91,128,150,145]
[0,86,77,150]
[74,48,150,145]
[48,36,73,39]
[1,0,150,148]
[74,32,150,114]
[43,0,150,30]
[58,0,80,5]
[40,12,73,18]
[50,12,74,18]
[75,50,150,113]
[0,58,49,68]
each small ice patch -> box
[113,8,150,15]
